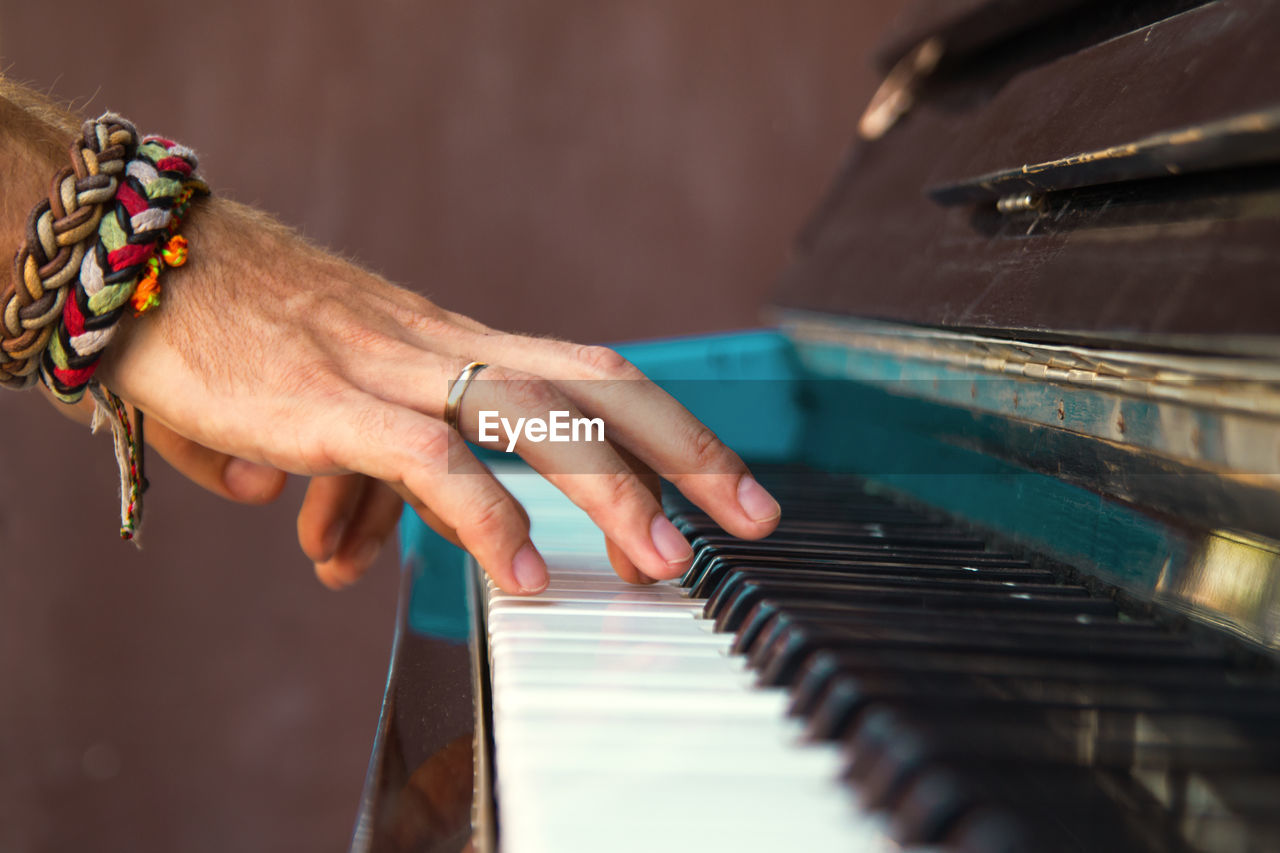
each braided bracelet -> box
[0,114,138,388]
[43,134,209,403]
[2,113,209,540]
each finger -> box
[297,474,367,563]
[604,444,662,584]
[605,537,651,585]
[311,389,548,595]
[314,478,404,590]
[453,368,694,581]
[472,338,782,539]
[146,417,287,504]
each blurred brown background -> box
[0,2,901,850]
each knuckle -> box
[501,373,558,412]
[334,320,390,354]
[297,431,338,473]
[292,377,352,472]
[686,423,725,470]
[596,469,646,514]
[294,361,347,401]
[313,295,394,354]
[574,344,637,379]
[391,300,453,337]
[463,491,522,543]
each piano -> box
[350,1,1280,851]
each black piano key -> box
[685,553,1040,597]
[741,602,1155,678]
[737,599,1125,660]
[676,516,987,548]
[799,656,1280,741]
[685,546,1034,594]
[946,807,1042,853]
[727,583,1125,650]
[712,576,1093,634]
[786,641,1270,720]
[843,705,1280,809]
[890,764,1187,853]
[703,565,1064,624]
[803,667,1280,746]
[754,621,1224,689]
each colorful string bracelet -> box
[1,112,209,541]
[0,114,138,388]
[43,134,209,403]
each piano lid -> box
[774,0,1280,349]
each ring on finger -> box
[444,361,488,432]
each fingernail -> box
[512,543,548,593]
[737,475,781,523]
[650,514,693,565]
[314,561,347,591]
[223,458,277,502]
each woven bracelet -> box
[1,113,209,541]
[43,133,209,403]
[0,114,139,388]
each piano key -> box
[686,550,1038,597]
[751,617,1224,688]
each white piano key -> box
[489,594,701,610]
[488,623,735,644]
[489,637,744,660]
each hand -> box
[97,198,782,594]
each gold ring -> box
[444,361,488,432]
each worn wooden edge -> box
[929,108,1280,204]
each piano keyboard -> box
[482,467,892,853]
[479,466,1280,853]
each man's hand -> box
[95,197,781,594]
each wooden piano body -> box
[351,1,1280,850]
